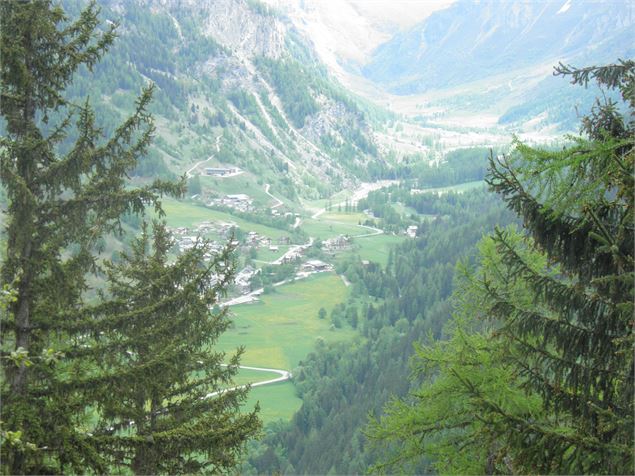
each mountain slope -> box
[62,0,385,202]
[363,0,634,95]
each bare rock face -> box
[302,96,354,144]
[147,0,286,59]
[198,0,286,59]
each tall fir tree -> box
[481,60,634,473]
[0,1,178,472]
[0,1,259,473]
[91,222,260,474]
[367,60,634,474]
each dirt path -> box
[185,135,222,178]
[264,183,284,209]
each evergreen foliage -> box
[91,223,260,474]
[367,60,634,474]
[0,1,259,472]
[255,57,319,129]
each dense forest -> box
[366,63,635,474]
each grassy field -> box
[243,381,302,423]
[391,202,419,218]
[300,218,364,240]
[159,198,288,239]
[319,211,368,225]
[349,234,405,266]
[301,189,353,213]
[157,187,403,424]
[200,173,272,206]
[215,272,352,423]
[218,272,352,370]
[252,245,291,264]
[230,367,280,386]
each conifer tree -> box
[481,60,634,473]
[368,60,634,474]
[91,222,260,474]
[1,1,177,472]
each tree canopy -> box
[0,1,259,473]
[367,60,634,474]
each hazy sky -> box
[345,0,456,30]
[263,0,456,67]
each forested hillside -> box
[367,61,634,475]
[58,0,385,200]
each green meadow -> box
[200,173,272,206]
[348,234,405,267]
[230,367,280,386]
[216,272,353,422]
[159,197,288,239]
[218,272,352,370]
[300,218,363,240]
[319,211,368,225]
[243,382,302,423]
[252,245,291,264]
[155,190,405,423]
[391,201,419,218]
[301,189,354,213]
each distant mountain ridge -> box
[363,0,635,95]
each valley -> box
[156,177,406,423]
[1,0,632,474]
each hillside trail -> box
[185,135,223,178]
[264,183,284,209]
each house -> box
[197,222,214,233]
[302,259,330,272]
[280,251,301,264]
[226,194,249,202]
[205,167,239,176]
[235,265,260,294]
[407,225,418,238]
[177,235,198,252]
[323,235,350,251]
[236,265,258,281]
[246,231,260,245]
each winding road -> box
[264,183,284,209]
[204,365,291,399]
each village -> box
[167,220,354,304]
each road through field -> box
[205,365,291,399]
